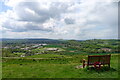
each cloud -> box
[64,18,75,24]
[0,0,118,39]
[1,1,75,32]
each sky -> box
[0,0,118,40]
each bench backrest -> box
[87,54,111,65]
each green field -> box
[43,44,63,48]
[27,54,71,58]
[2,53,119,78]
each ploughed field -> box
[2,53,119,78]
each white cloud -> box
[0,0,118,40]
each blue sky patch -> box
[0,1,12,13]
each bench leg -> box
[87,65,90,69]
[83,60,86,68]
[83,63,85,68]
[108,64,110,68]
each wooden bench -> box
[83,54,111,69]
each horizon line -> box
[0,38,119,40]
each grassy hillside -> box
[2,53,119,78]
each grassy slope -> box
[2,53,119,78]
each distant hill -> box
[1,38,120,53]
[1,38,66,44]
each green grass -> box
[44,44,63,48]
[14,52,25,55]
[2,53,119,78]
[65,48,78,51]
[0,61,2,79]
[31,47,65,53]
[62,51,87,55]
[27,54,70,58]
[88,53,119,55]
[31,48,45,53]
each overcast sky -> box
[0,0,118,40]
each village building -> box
[45,48,58,51]
[20,54,25,57]
[100,48,112,52]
